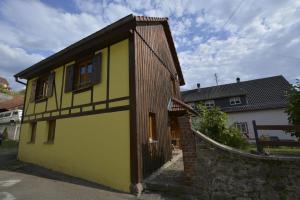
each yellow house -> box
[14,14,185,193]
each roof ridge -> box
[182,75,285,92]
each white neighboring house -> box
[181,75,296,142]
[0,109,22,140]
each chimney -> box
[197,83,201,91]
[236,77,240,83]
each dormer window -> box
[229,97,241,105]
[204,100,215,108]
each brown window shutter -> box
[29,79,37,102]
[65,64,75,93]
[47,72,55,97]
[92,53,102,84]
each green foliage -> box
[2,128,8,140]
[0,84,9,94]
[286,80,300,139]
[192,104,249,149]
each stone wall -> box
[192,130,300,200]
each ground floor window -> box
[29,122,37,143]
[235,122,249,138]
[47,120,56,143]
[148,112,157,143]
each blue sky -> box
[0,0,299,90]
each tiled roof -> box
[15,14,184,85]
[181,75,291,112]
[0,95,24,110]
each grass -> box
[0,139,19,149]
[249,144,300,156]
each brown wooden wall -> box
[134,24,181,179]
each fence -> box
[252,120,300,153]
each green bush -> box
[286,80,300,140]
[2,128,8,140]
[192,104,249,149]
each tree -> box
[193,104,249,149]
[286,80,300,139]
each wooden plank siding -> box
[134,24,181,179]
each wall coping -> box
[192,129,300,162]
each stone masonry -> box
[178,116,300,200]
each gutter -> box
[15,77,26,85]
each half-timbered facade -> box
[14,15,185,192]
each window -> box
[229,97,241,105]
[171,77,177,95]
[65,53,102,92]
[47,120,56,143]
[13,111,18,115]
[74,59,93,89]
[204,100,215,108]
[35,75,49,100]
[29,122,37,143]
[148,113,157,143]
[29,73,54,103]
[235,122,249,137]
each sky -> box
[0,0,299,91]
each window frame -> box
[229,96,242,105]
[29,122,37,144]
[148,112,158,143]
[46,120,56,144]
[204,100,215,108]
[35,74,49,102]
[235,122,249,137]
[73,56,94,91]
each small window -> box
[74,58,93,89]
[204,100,215,108]
[29,122,37,143]
[13,111,18,115]
[148,113,157,143]
[171,77,177,95]
[235,122,249,137]
[229,97,241,105]
[36,75,49,100]
[47,120,56,143]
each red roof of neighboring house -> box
[0,95,24,110]
[0,77,9,86]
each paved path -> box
[0,170,137,200]
[0,149,185,200]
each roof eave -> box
[14,14,136,79]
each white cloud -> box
[0,0,299,91]
[0,43,44,89]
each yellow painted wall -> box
[23,39,129,115]
[19,39,132,192]
[18,110,131,192]
[110,40,129,99]
[93,48,108,102]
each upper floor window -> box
[229,97,241,105]
[36,75,49,100]
[75,59,93,89]
[65,52,102,92]
[204,100,215,108]
[29,73,55,102]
